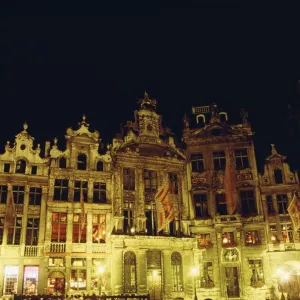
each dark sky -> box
[1,6,300,171]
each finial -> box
[240,108,248,124]
[271,144,278,155]
[54,137,58,145]
[79,114,89,127]
[138,91,157,110]
[183,114,190,128]
[144,90,149,98]
[23,122,28,132]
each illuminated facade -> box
[0,94,299,300]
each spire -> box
[138,91,157,111]
[271,144,278,155]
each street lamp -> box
[98,265,105,296]
[192,267,199,300]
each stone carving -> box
[222,248,240,263]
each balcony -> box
[214,215,241,224]
[92,244,106,253]
[24,245,38,256]
[50,243,66,253]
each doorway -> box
[225,267,240,298]
[48,271,65,295]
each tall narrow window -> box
[213,151,226,170]
[145,208,156,236]
[54,179,69,201]
[270,224,278,243]
[0,185,8,204]
[74,181,88,202]
[266,195,275,214]
[144,169,158,192]
[124,251,137,293]
[123,168,135,191]
[235,149,249,169]
[70,269,87,291]
[16,159,26,174]
[169,173,178,194]
[77,153,87,170]
[4,163,10,173]
[216,193,227,215]
[7,217,22,245]
[93,183,106,203]
[12,186,25,204]
[92,214,106,243]
[281,223,294,243]
[225,267,240,298]
[124,202,134,234]
[194,194,209,218]
[240,190,257,216]
[72,214,86,243]
[201,262,214,288]
[59,157,67,168]
[191,153,205,172]
[23,266,39,295]
[277,194,288,214]
[274,169,283,184]
[29,187,42,205]
[249,259,264,287]
[0,217,4,244]
[51,212,67,242]
[96,161,103,171]
[171,252,183,292]
[26,218,39,245]
[31,166,37,175]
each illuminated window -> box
[191,153,205,172]
[93,183,106,203]
[72,214,86,243]
[277,194,288,214]
[92,214,106,243]
[144,169,158,192]
[15,159,26,174]
[77,153,87,170]
[240,190,257,216]
[213,151,226,171]
[0,185,7,204]
[96,161,103,171]
[70,269,86,290]
[194,194,209,218]
[59,157,66,168]
[23,266,39,295]
[51,212,67,242]
[171,252,183,292]
[4,163,10,173]
[235,149,249,170]
[270,224,278,243]
[123,168,135,191]
[249,259,264,287]
[169,173,178,194]
[266,195,275,214]
[274,169,283,184]
[54,179,69,201]
[13,186,25,204]
[124,251,137,293]
[281,223,294,243]
[222,232,235,247]
[74,181,88,202]
[29,187,42,205]
[216,193,227,215]
[198,234,212,248]
[201,262,214,288]
[26,218,39,245]
[245,230,260,246]
[31,166,37,175]
[4,266,19,295]
[7,217,22,245]
[123,201,134,235]
[0,217,4,244]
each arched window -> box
[196,115,205,127]
[124,251,137,293]
[171,252,183,292]
[274,169,283,184]
[219,112,228,123]
[96,161,103,171]
[77,154,87,170]
[59,157,67,168]
[15,159,26,174]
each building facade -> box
[0,94,299,300]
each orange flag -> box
[5,190,15,229]
[287,192,300,231]
[224,156,237,215]
[80,189,85,231]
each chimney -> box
[44,141,51,157]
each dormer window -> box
[31,166,37,175]
[15,159,26,174]
[196,114,205,127]
[4,163,10,173]
[96,161,103,171]
[59,157,67,169]
[77,154,87,170]
[274,169,283,184]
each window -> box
[171,252,183,292]
[194,194,209,218]
[277,194,288,214]
[274,169,283,184]
[31,166,37,175]
[59,157,67,168]
[72,214,86,243]
[124,251,137,293]
[169,173,178,194]
[54,179,69,201]
[92,214,106,243]
[29,187,42,205]
[93,183,106,203]
[270,224,278,243]
[124,202,134,234]
[235,149,249,169]
[201,262,214,288]
[23,266,39,295]
[198,233,212,248]
[216,193,227,215]
[222,232,235,247]
[51,212,67,242]
[0,217,4,244]
[123,168,135,191]
[145,209,156,236]
[213,151,226,170]
[7,217,22,245]
[15,159,26,174]
[26,218,39,245]
[249,259,264,287]
[281,223,294,243]
[144,169,158,192]
[70,269,86,290]
[4,163,10,173]
[266,195,275,214]
[245,230,260,246]
[4,266,18,295]
[12,186,25,204]
[77,153,87,170]
[74,181,88,202]
[96,161,103,171]
[0,185,7,204]
[191,153,205,172]
[240,191,257,216]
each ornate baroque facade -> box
[0,93,299,300]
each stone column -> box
[162,250,172,300]
[86,257,92,294]
[182,249,194,299]
[86,211,93,254]
[66,207,73,253]
[136,168,145,233]
[137,250,148,295]
[111,248,123,294]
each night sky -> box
[1,6,300,172]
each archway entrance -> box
[48,271,65,295]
